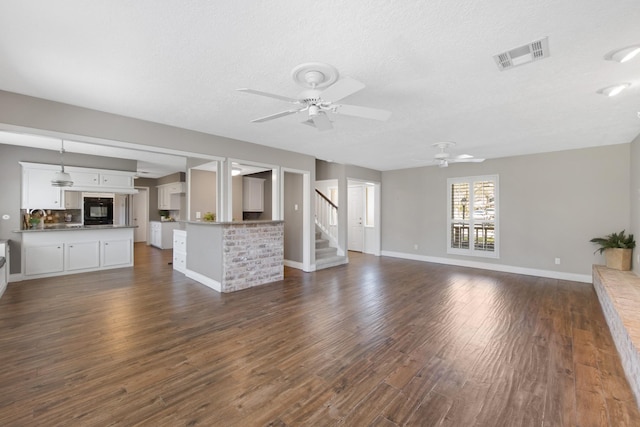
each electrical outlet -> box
[196,211,201,219]
[555,257,561,265]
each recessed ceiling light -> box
[597,83,631,97]
[605,45,640,63]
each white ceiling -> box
[0,1,639,171]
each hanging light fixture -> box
[51,139,73,187]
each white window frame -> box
[447,175,499,258]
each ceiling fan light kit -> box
[605,45,640,63]
[597,83,631,97]
[597,43,638,99]
[237,62,391,131]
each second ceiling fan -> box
[432,142,485,167]
[237,62,391,131]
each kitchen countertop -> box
[14,224,138,233]
[182,220,283,225]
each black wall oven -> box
[83,196,114,225]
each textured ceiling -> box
[0,0,639,171]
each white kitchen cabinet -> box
[68,169,135,191]
[65,241,100,271]
[21,166,64,210]
[22,228,134,278]
[64,191,83,209]
[243,177,265,212]
[149,221,179,249]
[149,221,161,248]
[24,244,64,276]
[157,182,185,210]
[172,230,187,273]
[20,163,137,199]
[102,239,132,267]
[101,173,133,188]
[69,170,100,186]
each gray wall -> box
[157,172,185,185]
[0,144,137,274]
[284,172,304,262]
[0,90,315,177]
[186,223,222,282]
[134,177,160,221]
[190,170,216,220]
[381,144,631,277]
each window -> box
[447,175,498,258]
[365,185,375,227]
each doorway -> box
[132,187,149,243]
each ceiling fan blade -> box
[251,109,301,123]
[450,158,485,163]
[335,104,392,121]
[237,88,300,103]
[319,77,365,102]
[311,112,333,131]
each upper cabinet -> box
[158,182,186,210]
[67,169,135,191]
[21,165,63,210]
[70,171,100,187]
[243,177,264,212]
[100,172,134,189]
[20,162,137,209]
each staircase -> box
[314,188,347,270]
[315,227,346,270]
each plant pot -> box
[605,248,632,271]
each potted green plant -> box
[28,217,41,229]
[203,212,216,222]
[590,230,636,271]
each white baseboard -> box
[284,259,304,270]
[9,273,24,283]
[185,269,222,292]
[380,250,592,283]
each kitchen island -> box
[182,220,283,293]
[15,225,136,278]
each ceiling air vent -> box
[493,37,549,71]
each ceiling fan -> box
[432,142,485,167]
[237,62,391,131]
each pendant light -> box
[51,139,73,187]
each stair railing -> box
[315,189,339,249]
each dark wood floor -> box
[0,244,638,426]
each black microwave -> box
[83,196,114,225]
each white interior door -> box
[348,186,364,252]
[132,188,148,243]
